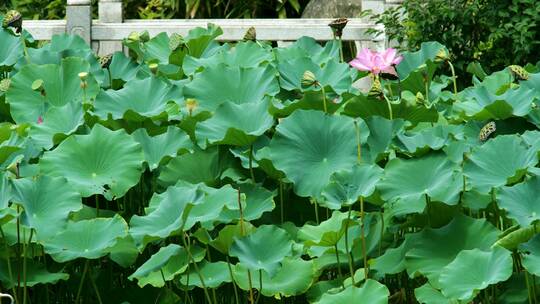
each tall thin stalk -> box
[225,256,240,304]
[447,60,458,97]
[75,260,90,304]
[0,226,17,302]
[344,207,355,286]
[182,233,213,304]
[249,145,256,182]
[359,197,369,280]
[321,86,328,113]
[279,180,284,224]
[22,229,33,304]
[334,244,344,288]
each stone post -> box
[98,0,124,55]
[66,0,92,45]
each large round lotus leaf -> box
[298,211,352,247]
[0,28,23,68]
[404,215,499,287]
[233,257,315,297]
[93,76,182,120]
[0,172,15,224]
[28,101,84,150]
[274,37,339,65]
[184,64,280,112]
[464,135,537,194]
[179,261,232,289]
[394,124,461,155]
[108,52,143,82]
[520,235,540,276]
[11,175,82,241]
[109,235,139,268]
[230,225,293,277]
[195,99,274,148]
[183,41,273,75]
[40,124,144,199]
[183,183,238,230]
[278,57,353,94]
[128,244,205,288]
[0,260,68,288]
[321,163,383,209]
[362,116,406,163]
[43,215,128,263]
[497,176,540,226]
[378,153,462,216]
[494,224,539,250]
[314,279,390,304]
[209,222,255,255]
[396,41,446,93]
[414,283,453,304]
[439,248,513,300]
[267,110,358,197]
[6,57,99,124]
[132,126,193,171]
[222,182,275,222]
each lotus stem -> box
[279,180,284,224]
[249,145,256,182]
[338,37,344,63]
[359,197,369,280]
[255,269,263,304]
[321,85,328,113]
[424,77,430,105]
[237,189,245,235]
[22,229,33,304]
[88,267,103,304]
[525,270,534,304]
[0,226,17,303]
[382,93,393,121]
[225,256,240,304]
[378,212,384,257]
[344,206,355,286]
[75,260,90,304]
[16,205,21,299]
[447,60,458,97]
[354,121,361,164]
[182,233,213,304]
[314,199,320,225]
[247,270,255,304]
[334,244,344,288]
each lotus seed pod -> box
[301,70,318,88]
[99,54,113,69]
[148,63,159,75]
[169,33,185,51]
[127,31,140,42]
[243,27,257,41]
[328,18,348,38]
[78,72,88,81]
[140,30,150,42]
[31,79,44,91]
[434,48,450,62]
[509,65,529,80]
[2,10,22,33]
[0,78,11,92]
[478,121,496,141]
[368,77,383,98]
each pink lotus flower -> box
[349,48,403,75]
[37,116,43,124]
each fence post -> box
[66,0,92,45]
[97,0,124,55]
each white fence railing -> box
[19,0,399,55]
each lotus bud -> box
[0,78,10,93]
[127,31,140,42]
[99,54,113,69]
[434,48,450,63]
[6,161,19,176]
[509,65,529,81]
[169,33,185,51]
[368,77,383,98]
[243,27,257,41]
[185,98,198,115]
[140,30,150,43]
[328,18,348,38]
[148,63,159,75]
[2,10,22,34]
[415,92,425,104]
[301,70,319,88]
[78,72,88,89]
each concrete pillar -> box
[98,0,124,55]
[66,0,92,45]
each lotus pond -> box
[1,12,540,304]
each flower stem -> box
[249,145,256,182]
[447,60,458,97]
[22,229,33,304]
[182,233,213,304]
[0,226,17,303]
[338,37,344,63]
[279,180,284,224]
[226,256,240,304]
[75,260,90,304]
[321,86,328,113]
[334,244,344,288]
[344,206,355,286]
[382,93,393,120]
[359,197,369,280]
[354,121,362,164]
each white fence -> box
[20,0,400,55]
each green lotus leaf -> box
[378,153,463,216]
[439,248,513,300]
[404,215,499,287]
[184,183,239,230]
[93,76,182,120]
[464,135,537,194]
[278,57,353,93]
[414,283,456,304]
[216,182,275,223]
[498,176,540,227]
[40,124,144,199]
[494,223,539,250]
[274,37,339,65]
[209,222,255,255]
[230,225,293,277]
[396,41,446,93]
[0,172,15,224]
[183,23,223,58]
[269,90,345,117]
[267,110,358,197]
[321,163,384,209]
[43,215,128,263]
[132,126,193,171]
[371,239,409,276]
[183,41,273,75]
[394,124,461,155]
[298,211,353,247]
[11,175,82,241]
[158,147,227,187]
[6,57,99,123]
[195,99,274,148]
[233,257,315,297]
[179,261,232,289]
[184,64,279,112]
[314,279,389,304]
[141,32,171,63]
[109,235,139,268]
[0,260,69,288]
[28,101,84,150]
[128,243,205,288]
[0,27,23,68]
[343,94,438,126]
[520,235,540,276]
[362,116,406,163]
